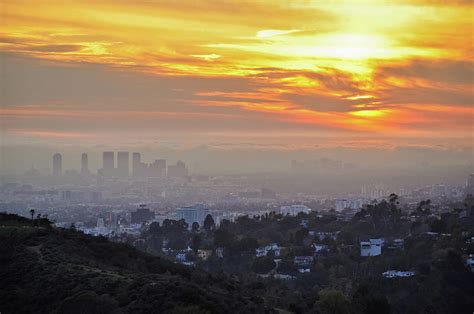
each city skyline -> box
[46,151,189,177]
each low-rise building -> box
[197,249,213,261]
[465,254,474,272]
[175,251,187,263]
[313,244,330,253]
[335,199,365,212]
[215,247,224,258]
[382,270,415,278]
[360,239,383,256]
[294,256,314,266]
[256,243,281,257]
[392,239,404,249]
[315,231,339,241]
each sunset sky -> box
[1,0,473,149]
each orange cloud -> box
[0,0,472,145]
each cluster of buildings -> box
[334,199,365,212]
[280,205,311,216]
[51,152,189,179]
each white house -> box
[256,243,281,257]
[465,254,474,272]
[280,205,311,216]
[175,251,187,262]
[360,238,383,256]
[313,244,330,253]
[382,270,415,278]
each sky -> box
[0,0,473,151]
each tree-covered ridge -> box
[0,213,268,314]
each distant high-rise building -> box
[149,159,166,177]
[132,152,141,176]
[102,152,114,176]
[156,159,166,174]
[168,160,188,178]
[52,153,62,175]
[466,174,474,196]
[81,153,89,175]
[117,152,130,177]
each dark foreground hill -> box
[0,214,268,314]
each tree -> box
[277,259,297,275]
[232,237,259,253]
[29,209,35,226]
[191,222,200,233]
[203,214,215,232]
[351,286,391,314]
[294,228,309,246]
[148,222,161,235]
[389,193,399,204]
[251,256,276,274]
[191,234,201,254]
[316,289,350,314]
[214,228,234,248]
[417,199,432,216]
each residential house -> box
[293,256,314,266]
[360,238,383,256]
[313,243,330,253]
[175,251,187,263]
[465,254,474,272]
[216,247,224,258]
[392,239,404,249]
[197,249,213,261]
[316,231,339,241]
[382,270,415,278]
[255,243,281,257]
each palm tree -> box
[30,209,35,226]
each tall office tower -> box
[52,153,62,175]
[132,152,141,176]
[80,153,89,175]
[102,152,115,176]
[156,159,166,175]
[168,160,188,178]
[466,174,474,196]
[117,152,130,177]
[149,159,166,177]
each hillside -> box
[0,213,268,314]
